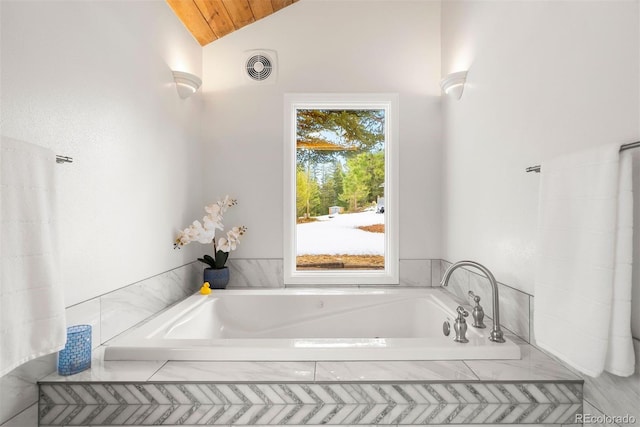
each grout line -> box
[0,402,37,427]
[99,296,103,346]
[462,360,482,381]
[147,361,169,381]
[529,295,533,346]
[582,398,609,419]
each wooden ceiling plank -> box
[248,0,274,20]
[193,0,235,39]
[166,0,217,46]
[271,0,293,12]
[222,0,255,29]
[168,0,298,46]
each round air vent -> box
[246,54,273,81]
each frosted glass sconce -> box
[440,71,467,100]
[172,71,202,99]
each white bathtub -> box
[104,288,521,361]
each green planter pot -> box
[203,267,230,289]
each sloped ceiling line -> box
[167,0,299,46]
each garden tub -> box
[104,288,520,361]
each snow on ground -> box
[296,210,385,255]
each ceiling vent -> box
[243,50,277,84]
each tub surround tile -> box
[315,360,478,382]
[582,368,640,426]
[100,263,199,342]
[464,344,582,382]
[40,347,165,383]
[498,284,530,343]
[37,336,583,426]
[34,259,595,427]
[468,272,531,343]
[156,261,201,296]
[439,261,469,301]
[227,259,284,288]
[399,259,432,287]
[223,259,441,288]
[150,361,315,382]
[65,298,101,349]
[430,259,442,287]
[579,402,608,427]
[0,403,37,427]
[0,353,55,425]
[100,283,170,342]
[530,296,536,346]
[39,381,582,426]
[1,264,198,427]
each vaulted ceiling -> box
[167,0,299,46]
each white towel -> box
[0,137,66,377]
[534,142,635,377]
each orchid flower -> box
[173,196,247,269]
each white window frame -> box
[283,93,399,285]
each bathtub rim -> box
[104,287,522,362]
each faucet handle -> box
[467,291,486,328]
[456,306,469,319]
[468,290,480,303]
[454,306,469,343]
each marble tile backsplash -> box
[227,258,284,288]
[399,259,432,286]
[101,262,200,342]
[225,258,435,288]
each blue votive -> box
[57,325,92,376]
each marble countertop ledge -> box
[40,341,582,384]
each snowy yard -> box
[296,210,385,255]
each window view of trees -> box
[295,109,386,270]
[296,109,385,217]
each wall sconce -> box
[440,71,467,100]
[172,70,202,99]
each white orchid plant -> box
[174,196,247,269]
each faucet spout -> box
[440,260,505,343]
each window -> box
[284,94,399,285]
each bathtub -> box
[104,288,521,361]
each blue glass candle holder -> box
[57,325,92,376]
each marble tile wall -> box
[39,381,583,426]
[436,259,640,427]
[0,262,201,427]
[101,263,200,342]
[227,259,284,288]
[227,259,435,288]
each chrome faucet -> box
[440,261,505,343]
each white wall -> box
[1,0,204,306]
[201,0,442,262]
[634,0,640,353]
[441,0,640,298]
